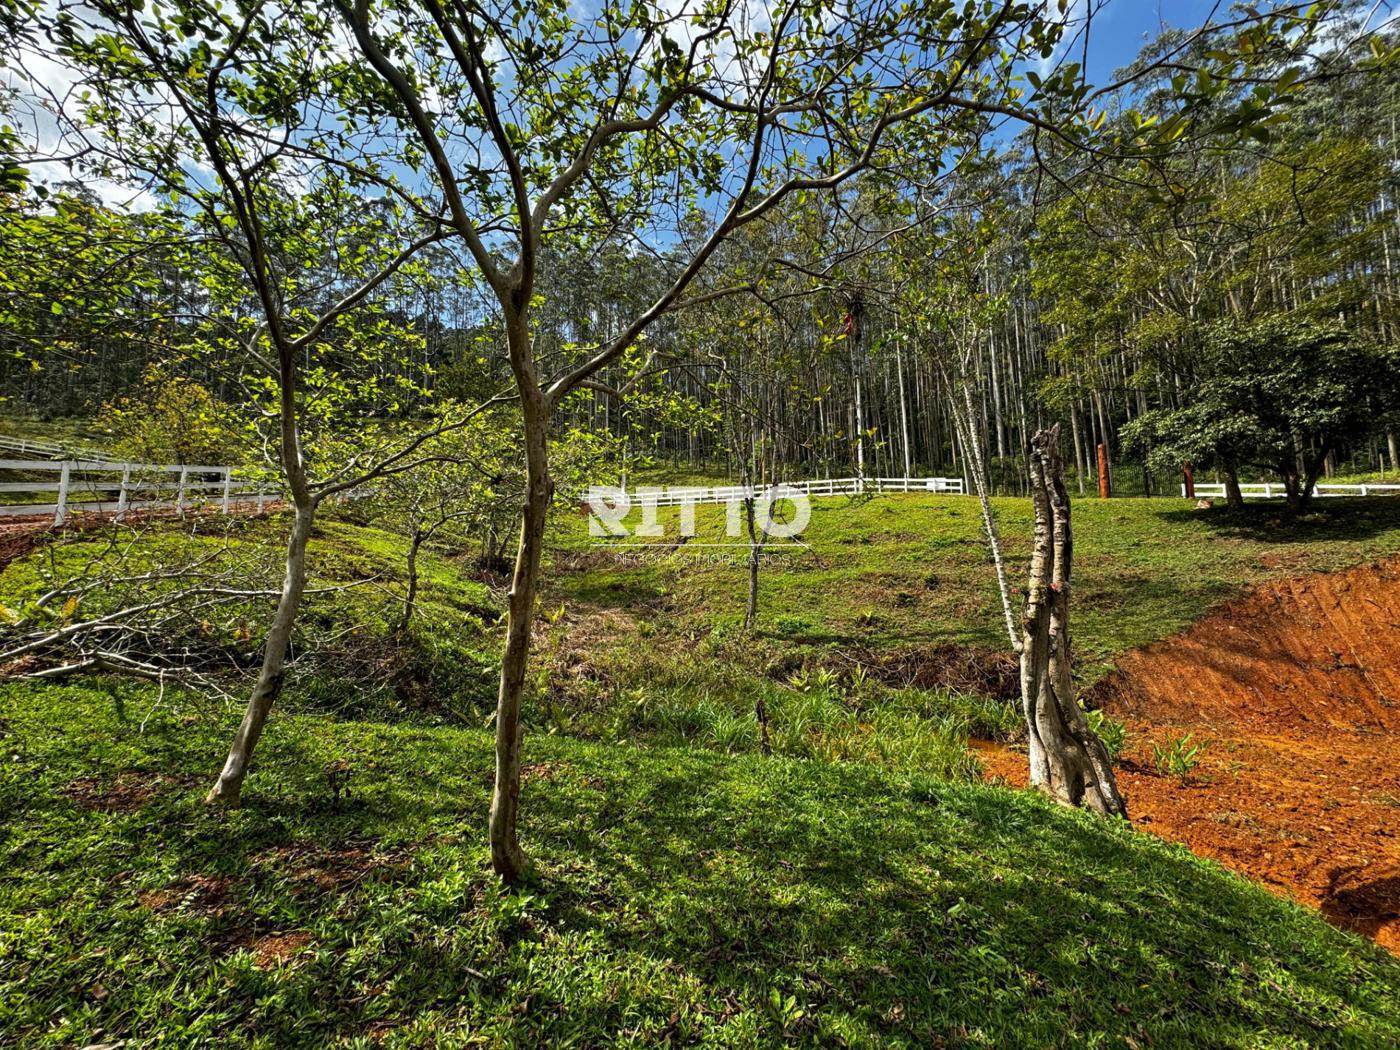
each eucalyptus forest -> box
[2,0,1400,1046]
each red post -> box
[1183,461,1195,499]
[1097,443,1110,499]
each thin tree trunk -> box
[490,318,551,883]
[896,339,912,477]
[207,498,313,804]
[744,495,761,632]
[1070,403,1087,496]
[207,354,311,807]
[854,366,865,477]
[951,370,1019,651]
[397,529,424,636]
[1388,430,1399,475]
[1021,426,1127,818]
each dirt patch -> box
[1084,556,1400,732]
[843,643,1020,700]
[255,838,410,896]
[64,771,195,813]
[0,515,72,574]
[978,556,1400,954]
[139,873,235,917]
[247,930,314,969]
[0,503,285,575]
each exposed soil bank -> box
[978,556,1400,952]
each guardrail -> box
[0,459,277,525]
[617,476,966,507]
[1184,481,1400,500]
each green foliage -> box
[0,515,502,721]
[1153,733,1209,780]
[1086,708,1128,762]
[99,365,246,465]
[1122,315,1400,502]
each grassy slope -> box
[555,494,1400,676]
[2,682,1398,1049]
[8,495,1400,777]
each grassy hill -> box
[2,681,1398,1048]
[559,492,1400,669]
[5,494,1400,1044]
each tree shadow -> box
[1322,867,1400,942]
[1150,498,1400,545]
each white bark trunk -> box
[1021,426,1127,818]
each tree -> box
[1021,425,1127,816]
[1123,315,1400,508]
[16,0,500,805]
[904,204,1022,650]
[330,0,1340,878]
[331,0,1111,880]
[100,365,246,466]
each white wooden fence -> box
[620,476,965,508]
[0,435,117,463]
[0,459,275,525]
[1185,481,1400,500]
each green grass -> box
[0,415,112,453]
[1,681,1398,1048]
[9,493,1400,786]
[554,493,1400,679]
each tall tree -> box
[17,0,493,803]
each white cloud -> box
[1037,0,1089,78]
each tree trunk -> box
[1388,430,1399,476]
[951,374,1019,651]
[744,495,760,632]
[207,497,313,805]
[1021,426,1127,818]
[1284,470,1304,510]
[1070,405,1087,496]
[1298,451,1327,509]
[207,350,311,807]
[396,529,424,636]
[896,340,912,477]
[1222,461,1245,510]
[756,692,772,755]
[489,316,551,883]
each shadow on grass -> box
[1149,497,1400,545]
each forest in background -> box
[4,2,1400,502]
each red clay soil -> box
[976,556,1400,953]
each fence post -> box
[54,462,71,526]
[256,487,266,513]
[222,469,233,513]
[116,465,131,518]
[1097,444,1111,499]
[176,466,189,516]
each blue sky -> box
[1071,1,1252,82]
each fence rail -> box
[1184,481,1400,500]
[0,459,276,524]
[0,435,117,463]
[613,476,966,508]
